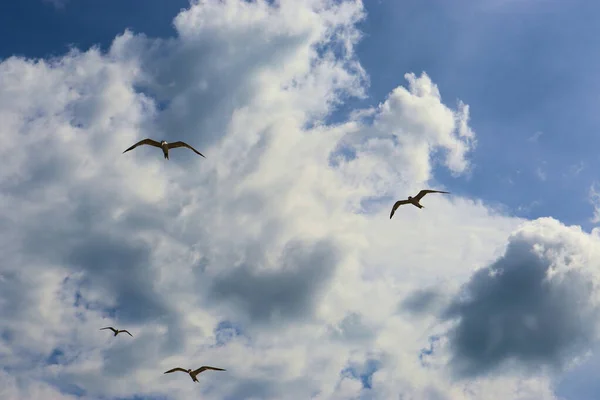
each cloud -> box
[589,183,600,223]
[0,0,592,399]
[209,238,340,326]
[441,217,600,378]
[400,287,447,316]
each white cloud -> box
[0,0,595,399]
[590,184,600,224]
[528,131,543,142]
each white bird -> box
[163,366,226,382]
[390,189,450,219]
[123,139,206,160]
[100,327,133,337]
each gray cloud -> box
[210,238,340,326]
[399,287,445,316]
[441,227,600,378]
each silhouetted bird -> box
[163,366,226,382]
[123,139,205,160]
[390,189,450,219]
[100,327,133,337]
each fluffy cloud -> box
[440,218,600,378]
[0,0,597,399]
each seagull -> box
[390,189,450,219]
[123,139,206,160]
[164,366,226,382]
[100,327,133,337]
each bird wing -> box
[164,368,188,374]
[119,330,133,337]
[192,366,227,375]
[413,189,450,202]
[390,200,411,219]
[122,138,162,153]
[167,141,206,158]
[100,327,117,333]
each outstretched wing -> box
[164,367,188,374]
[192,366,226,375]
[413,189,450,202]
[390,200,410,219]
[119,330,133,337]
[123,138,162,153]
[100,327,117,333]
[167,141,206,158]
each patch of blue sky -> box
[0,0,188,60]
[340,358,382,390]
[46,348,65,365]
[556,346,600,400]
[63,276,118,320]
[213,320,245,347]
[418,334,440,367]
[352,0,600,230]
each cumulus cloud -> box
[440,218,600,378]
[0,0,594,399]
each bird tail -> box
[413,203,424,209]
[164,153,169,160]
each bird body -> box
[100,327,133,337]
[160,140,169,159]
[390,189,450,219]
[164,366,226,382]
[123,138,206,160]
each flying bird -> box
[123,139,206,160]
[390,189,450,219]
[100,327,133,337]
[164,366,226,382]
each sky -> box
[1,0,600,399]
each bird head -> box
[408,196,413,200]
[160,140,168,145]
[188,369,192,373]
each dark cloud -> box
[399,287,444,316]
[441,236,600,378]
[210,238,340,326]
[67,233,168,323]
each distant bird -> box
[123,139,206,160]
[163,366,226,382]
[100,327,133,337]
[390,189,450,219]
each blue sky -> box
[354,0,600,228]
[2,1,600,399]
[2,0,598,227]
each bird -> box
[122,138,206,160]
[390,189,450,219]
[163,366,226,382]
[100,327,133,337]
